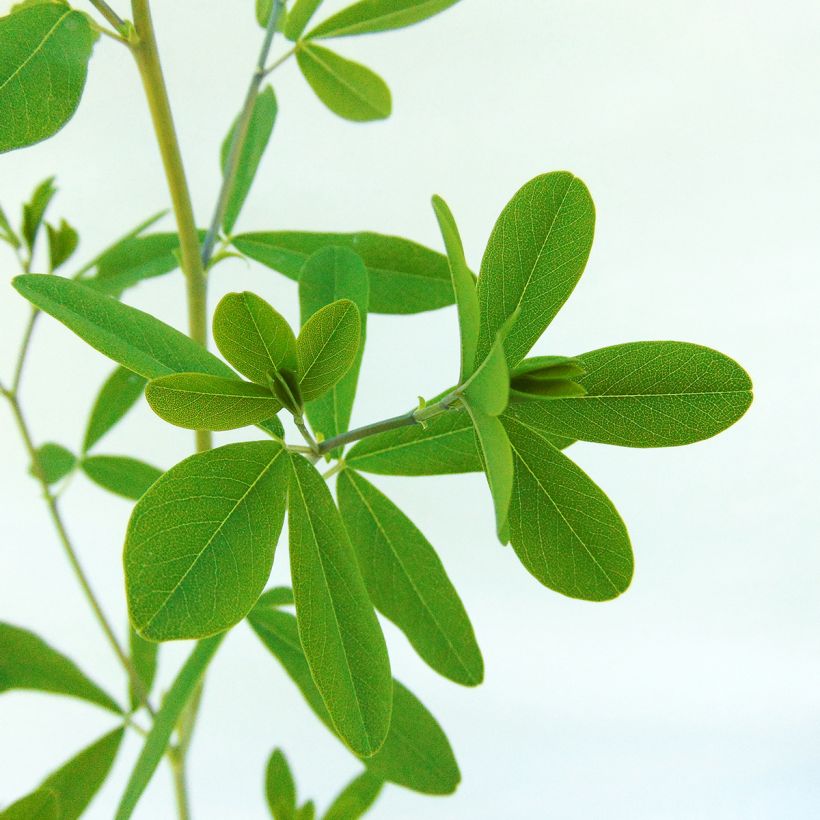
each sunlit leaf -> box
[83,367,146,453]
[285,0,323,39]
[323,771,383,820]
[265,748,297,820]
[307,0,462,38]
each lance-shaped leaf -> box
[116,635,224,819]
[233,230,455,314]
[0,622,122,713]
[83,367,147,453]
[307,0,462,38]
[12,275,234,381]
[146,373,282,431]
[460,322,511,417]
[46,219,79,271]
[128,627,158,711]
[221,86,278,233]
[323,771,383,820]
[265,748,297,820]
[0,202,20,248]
[432,195,478,381]
[296,42,391,122]
[125,441,288,641]
[476,172,595,367]
[338,470,483,686]
[30,442,75,485]
[299,247,369,450]
[285,0,323,39]
[506,341,753,447]
[0,4,96,153]
[213,291,297,385]
[288,454,391,756]
[247,606,460,794]
[81,455,162,501]
[0,788,60,820]
[21,177,57,252]
[503,414,633,600]
[297,299,361,402]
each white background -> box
[1,1,819,817]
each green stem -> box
[262,46,295,78]
[88,0,127,32]
[168,748,191,820]
[11,308,39,394]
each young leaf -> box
[247,606,460,794]
[0,4,97,153]
[323,771,383,820]
[432,195,478,381]
[0,622,122,713]
[81,455,162,501]
[460,321,512,417]
[503,415,633,600]
[338,469,483,686]
[506,341,753,447]
[0,788,60,820]
[220,86,278,233]
[232,230,456,314]
[308,0,462,38]
[213,291,297,385]
[30,442,75,485]
[511,355,585,381]
[145,373,282,431]
[0,202,21,248]
[476,172,595,367]
[116,635,224,819]
[125,441,289,641]
[21,176,56,251]
[464,403,513,539]
[288,454,392,757]
[83,367,147,453]
[296,802,316,820]
[296,299,360,402]
[285,0,323,39]
[265,748,297,820]
[299,247,369,450]
[258,586,296,608]
[128,626,158,710]
[296,42,391,122]
[46,218,79,270]
[12,275,235,380]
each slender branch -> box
[130,0,212,453]
[262,47,295,78]
[168,748,191,820]
[11,308,40,394]
[88,0,127,32]
[200,0,286,267]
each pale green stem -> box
[88,0,127,32]
[262,47,295,77]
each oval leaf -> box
[296,41,391,122]
[288,454,392,757]
[30,442,75,485]
[308,0,462,38]
[0,4,96,153]
[125,441,288,641]
[265,748,297,820]
[83,367,146,453]
[338,470,483,686]
[81,455,162,500]
[285,0,324,39]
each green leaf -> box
[21,176,56,251]
[506,341,753,447]
[213,291,297,385]
[296,299,360,403]
[296,42,391,122]
[46,218,79,270]
[145,373,282,431]
[247,605,460,794]
[299,247,369,451]
[338,469,483,686]
[83,366,146,453]
[464,404,513,539]
[476,172,595,367]
[128,626,157,710]
[323,771,383,820]
[125,441,288,641]
[258,586,296,608]
[30,442,75,484]
[81,455,162,500]
[265,748,297,820]
[285,0,323,39]
[0,4,96,153]
[460,316,513,417]
[296,802,316,820]
[116,636,224,819]
[13,275,235,380]
[502,414,633,600]
[288,454,392,757]
[0,202,20,248]
[256,0,274,26]
[220,86,278,233]
[0,788,60,820]
[0,622,122,713]
[307,0,462,38]
[431,195,478,381]
[233,230,456,314]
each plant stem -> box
[88,0,127,32]
[200,0,286,268]
[130,0,211,454]
[168,749,191,820]
[11,308,39,394]
[262,47,295,78]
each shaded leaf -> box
[285,0,323,39]
[21,176,56,251]
[81,455,162,501]
[46,218,78,270]
[338,469,483,686]
[83,366,146,453]
[296,41,391,122]
[30,442,75,484]
[125,441,288,641]
[0,622,122,713]
[265,748,297,820]
[288,454,391,756]
[258,586,295,608]
[0,202,21,248]
[128,626,158,711]
[308,0,462,38]
[323,771,383,820]
[460,318,512,417]
[476,172,595,367]
[0,5,96,153]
